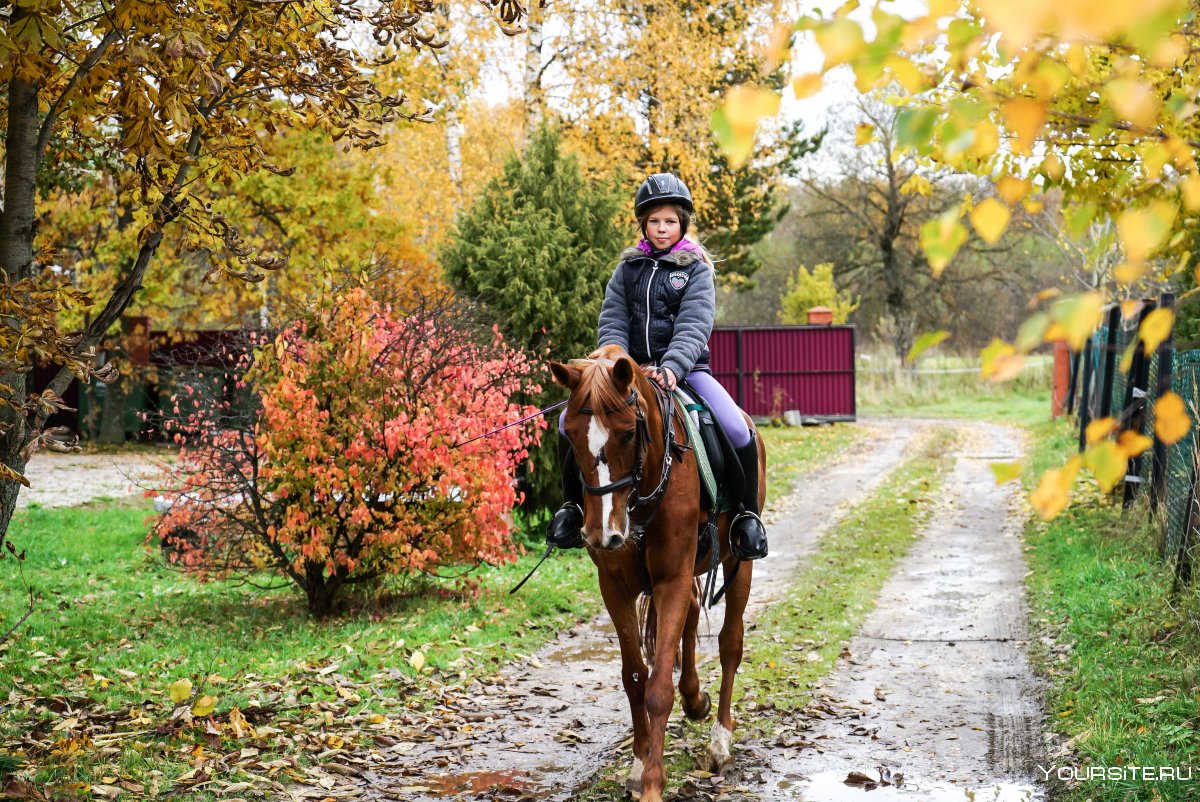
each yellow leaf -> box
[1156,392,1191,445]
[1028,287,1062,308]
[970,198,1012,244]
[1043,153,1065,181]
[906,330,950,363]
[977,0,1047,47]
[1151,33,1189,67]
[1031,469,1070,520]
[1052,292,1105,350]
[1117,201,1176,261]
[1182,174,1200,212]
[1083,440,1126,493]
[1022,197,1044,214]
[1121,299,1145,321]
[191,695,217,717]
[855,122,875,146]
[227,707,255,739]
[169,679,193,704]
[990,462,1023,484]
[714,86,781,170]
[920,209,968,277]
[1002,98,1046,154]
[996,176,1032,205]
[1085,417,1117,445]
[885,55,927,93]
[815,19,866,68]
[791,73,823,99]
[980,338,1015,379]
[968,121,1000,159]
[1139,307,1175,355]
[1118,430,1153,458]
[900,173,932,196]
[990,353,1026,382]
[1113,262,1149,286]
[409,650,426,672]
[1107,79,1160,129]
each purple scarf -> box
[637,238,702,256]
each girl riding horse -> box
[547,173,768,561]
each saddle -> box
[674,380,743,515]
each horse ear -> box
[550,361,581,390]
[612,357,635,392]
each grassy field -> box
[0,420,864,797]
[1024,419,1200,801]
[579,426,957,800]
[859,351,1053,426]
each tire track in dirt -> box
[315,421,929,801]
[745,421,1046,802]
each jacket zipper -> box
[644,260,659,362]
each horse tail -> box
[638,593,657,665]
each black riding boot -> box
[547,432,585,549]
[730,438,768,561]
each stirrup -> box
[730,510,767,561]
[547,502,585,549]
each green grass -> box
[1024,419,1200,801]
[0,421,864,797]
[859,350,1053,426]
[579,427,956,799]
[757,421,865,503]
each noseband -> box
[577,382,678,538]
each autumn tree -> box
[549,0,820,282]
[779,264,859,325]
[442,125,625,510]
[714,0,1200,514]
[0,0,526,540]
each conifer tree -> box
[443,125,626,511]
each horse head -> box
[550,345,655,551]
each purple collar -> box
[637,238,702,256]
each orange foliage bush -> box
[150,288,543,616]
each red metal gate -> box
[708,326,856,422]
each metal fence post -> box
[1123,300,1156,507]
[1078,336,1095,453]
[1151,292,1177,512]
[1066,347,1081,416]
[1099,305,1121,420]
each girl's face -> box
[645,205,682,250]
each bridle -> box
[577,379,679,539]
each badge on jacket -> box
[669,270,689,290]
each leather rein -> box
[578,379,682,539]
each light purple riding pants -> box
[558,369,751,448]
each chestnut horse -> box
[550,344,762,802]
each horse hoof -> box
[623,757,644,798]
[683,691,712,722]
[701,722,734,775]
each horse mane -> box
[572,349,648,430]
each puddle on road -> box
[788,772,1042,801]
[430,770,540,797]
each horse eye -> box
[622,430,635,444]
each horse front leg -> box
[706,556,753,774]
[640,575,692,802]
[596,569,651,796]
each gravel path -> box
[18,451,168,509]
[752,421,1045,801]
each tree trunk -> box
[522,0,546,139]
[445,97,464,194]
[0,66,44,540]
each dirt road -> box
[18,451,166,508]
[294,419,1046,802]
[754,422,1045,801]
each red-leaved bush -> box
[150,288,543,616]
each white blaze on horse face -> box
[708,722,734,771]
[587,416,625,546]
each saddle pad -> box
[672,387,725,511]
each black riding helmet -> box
[634,173,694,217]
